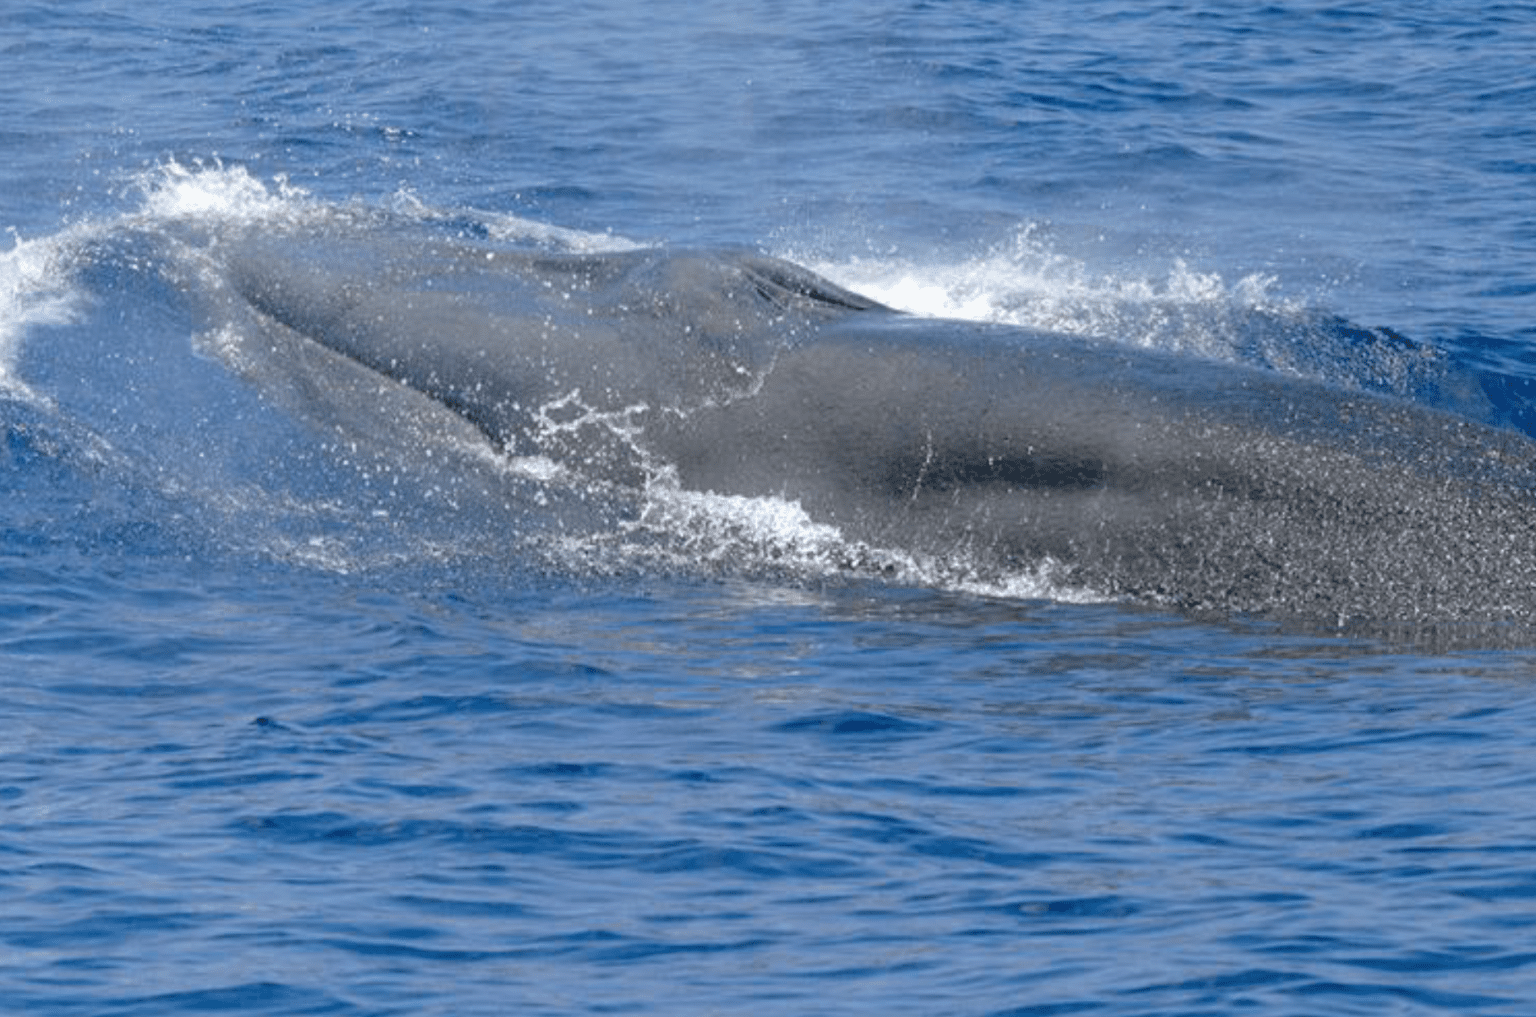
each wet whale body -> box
[220,229,1536,635]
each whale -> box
[214,225,1536,636]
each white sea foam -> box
[0,231,81,405]
[629,477,1110,604]
[2,161,331,403]
[948,563,1108,605]
[385,187,646,253]
[796,224,1301,361]
[637,484,849,565]
[480,211,645,253]
[129,160,323,229]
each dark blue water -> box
[6,2,1536,1014]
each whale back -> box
[217,231,1536,633]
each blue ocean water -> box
[5,2,1536,1014]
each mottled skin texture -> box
[221,227,1536,637]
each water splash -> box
[127,159,323,229]
[387,188,646,253]
[0,231,82,405]
[792,223,1463,407]
[797,224,1299,352]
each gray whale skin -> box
[223,235,1536,637]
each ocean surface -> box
[5,2,1536,1014]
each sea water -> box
[4,2,1536,1014]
